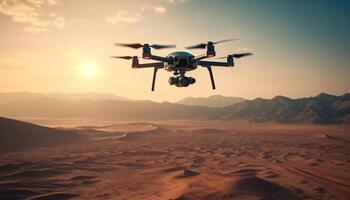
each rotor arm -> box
[131,61,164,91]
[132,62,164,69]
[198,60,233,67]
[193,54,208,62]
[149,55,169,62]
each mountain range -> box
[176,95,245,107]
[220,93,350,124]
[0,92,348,124]
[0,92,127,104]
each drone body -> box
[111,40,252,91]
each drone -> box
[111,39,253,91]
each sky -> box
[0,0,349,102]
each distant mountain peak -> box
[253,97,266,101]
[272,95,290,101]
[209,95,224,98]
[317,92,335,98]
[176,95,245,108]
[315,92,337,102]
[342,92,350,98]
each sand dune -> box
[0,117,85,152]
[0,119,349,199]
[169,172,301,200]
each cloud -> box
[107,0,188,25]
[141,5,167,13]
[106,10,141,24]
[47,0,59,6]
[141,5,147,11]
[167,0,188,3]
[53,16,65,28]
[152,6,166,13]
[0,0,64,33]
[23,25,48,32]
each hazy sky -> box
[0,0,349,102]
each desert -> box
[1,117,349,200]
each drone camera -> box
[169,76,196,87]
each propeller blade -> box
[185,43,207,49]
[185,38,237,49]
[211,52,253,59]
[115,43,143,49]
[213,38,238,44]
[232,52,253,58]
[110,56,134,60]
[115,42,176,50]
[150,44,176,49]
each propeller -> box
[216,52,253,59]
[115,43,176,50]
[185,38,238,49]
[110,56,140,60]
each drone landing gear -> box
[169,76,196,87]
[206,66,216,90]
[151,67,159,91]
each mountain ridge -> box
[0,92,348,124]
[0,92,129,104]
[222,92,350,124]
[176,95,246,107]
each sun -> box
[80,62,98,79]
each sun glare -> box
[80,62,98,79]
